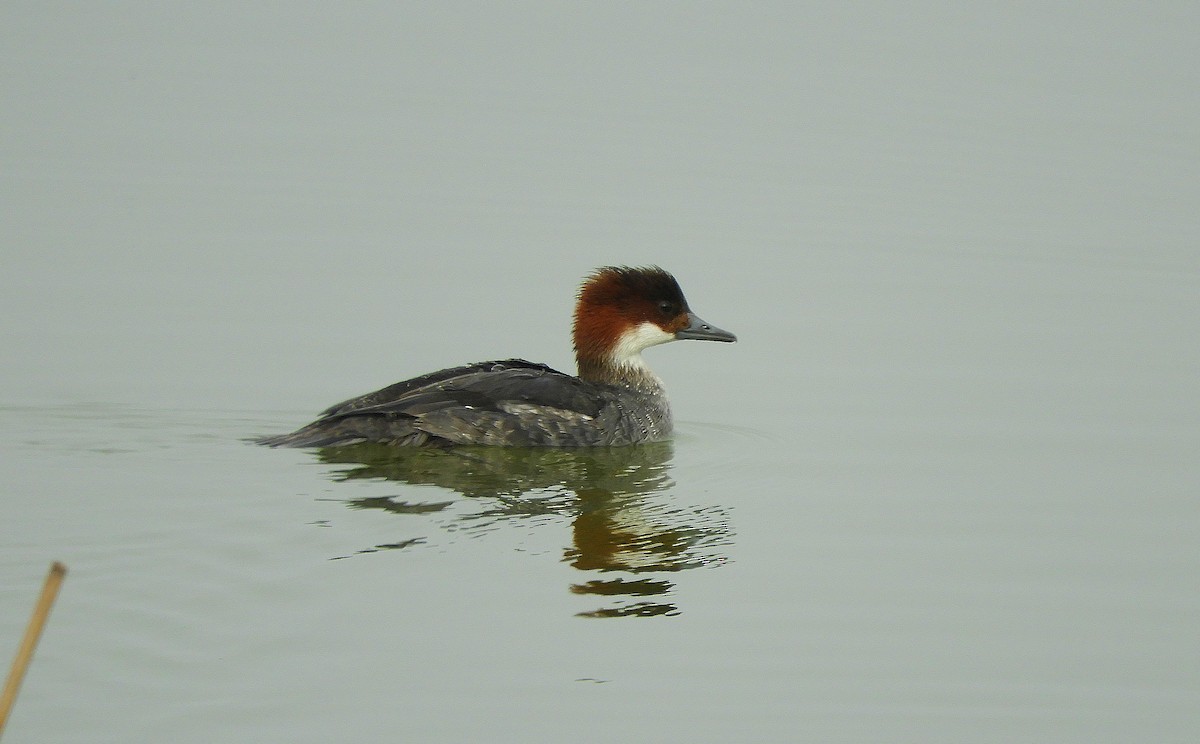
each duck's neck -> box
[577,355,665,393]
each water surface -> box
[2,3,1198,742]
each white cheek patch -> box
[611,321,675,367]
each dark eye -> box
[657,300,676,316]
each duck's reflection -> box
[313,441,730,617]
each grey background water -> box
[3,3,1198,742]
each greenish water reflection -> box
[313,441,732,617]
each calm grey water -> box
[3,4,1198,742]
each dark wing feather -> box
[319,359,558,417]
[258,359,630,447]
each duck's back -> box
[257,359,672,448]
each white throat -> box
[609,321,674,376]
